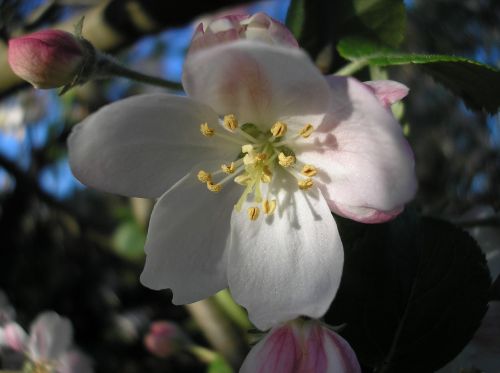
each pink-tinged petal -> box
[329,200,404,224]
[321,327,362,372]
[2,322,28,351]
[240,324,301,373]
[363,80,409,108]
[227,171,343,330]
[188,13,297,56]
[241,320,361,373]
[183,41,331,130]
[68,94,239,198]
[243,13,299,48]
[8,29,84,88]
[28,312,72,361]
[140,171,238,303]
[296,76,417,223]
[59,350,93,373]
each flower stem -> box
[334,60,369,76]
[96,53,183,91]
[185,299,247,368]
[213,289,252,331]
[188,345,219,364]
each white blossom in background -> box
[240,319,361,373]
[0,311,93,373]
[68,13,416,330]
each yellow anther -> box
[243,153,256,166]
[223,114,238,131]
[242,144,254,154]
[278,152,296,167]
[261,166,273,183]
[301,164,318,177]
[221,162,236,174]
[207,181,222,193]
[299,124,314,138]
[247,206,260,221]
[234,174,251,185]
[263,199,277,215]
[200,122,215,137]
[270,121,288,137]
[256,153,268,162]
[197,170,212,183]
[298,178,314,190]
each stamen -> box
[200,122,215,137]
[197,170,212,183]
[298,178,314,190]
[242,144,254,153]
[301,164,318,177]
[270,121,288,137]
[234,173,252,185]
[299,124,314,138]
[207,181,222,193]
[261,166,272,183]
[278,152,296,167]
[236,127,260,143]
[224,114,238,131]
[247,206,260,221]
[221,162,236,174]
[256,153,268,162]
[263,199,277,215]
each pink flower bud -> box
[240,320,361,373]
[144,321,186,358]
[2,322,28,352]
[8,29,85,89]
[188,12,298,56]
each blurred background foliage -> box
[0,0,498,372]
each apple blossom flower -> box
[188,12,298,56]
[0,311,93,373]
[240,319,361,373]
[68,31,416,329]
[8,29,88,89]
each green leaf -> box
[337,37,500,113]
[207,356,233,373]
[112,221,146,261]
[326,212,491,373]
[286,0,406,66]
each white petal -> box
[227,172,343,330]
[68,94,238,198]
[297,76,417,223]
[59,350,94,373]
[183,41,331,130]
[28,312,72,361]
[140,171,239,303]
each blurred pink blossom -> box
[144,321,187,358]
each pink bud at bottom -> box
[240,320,361,373]
[8,29,86,89]
[144,321,186,358]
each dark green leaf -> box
[326,212,491,373]
[286,0,406,68]
[337,37,500,113]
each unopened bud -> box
[8,29,92,89]
[144,321,186,358]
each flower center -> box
[197,114,318,221]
